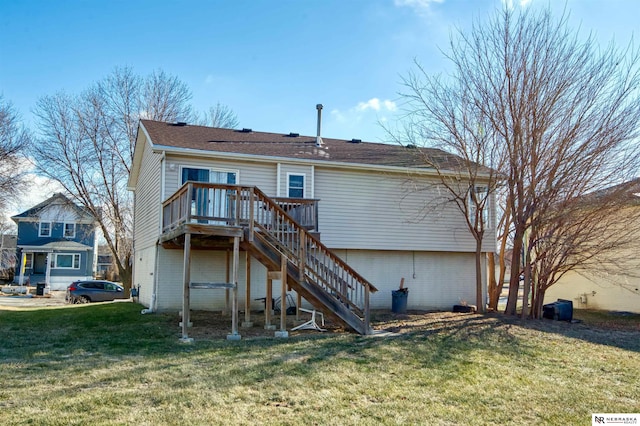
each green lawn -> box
[0,303,638,425]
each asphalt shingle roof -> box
[141,120,465,170]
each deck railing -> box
[162,182,319,233]
[161,181,377,331]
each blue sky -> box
[2,0,639,144]
[1,0,639,217]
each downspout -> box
[151,150,168,312]
[142,150,165,314]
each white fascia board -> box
[151,144,493,181]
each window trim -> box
[52,253,81,270]
[287,173,306,198]
[63,222,76,238]
[39,222,51,237]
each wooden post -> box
[364,284,371,335]
[227,236,241,340]
[264,275,274,329]
[224,249,230,315]
[242,252,253,328]
[296,292,302,322]
[180,233,193,343]
[275,255,289,338]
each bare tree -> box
[141,69,193,123]
[396,5,640,317]
[31,67,237,292]
[195,102,240,128]
[0,96,29,214]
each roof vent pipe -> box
[316,104,324,147]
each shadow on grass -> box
[496,312,640,353]
[2,302,636,403]
[0,304,534,395]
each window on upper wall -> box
[39,222,51,237]
[64,223,76,238]
[288,174,305,198]
[53,253,80,269]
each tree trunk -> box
[487,252,501,311]
[475,237,485,313]
[505,226,525,315]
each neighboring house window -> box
[24,253,33,269]
[288,174,305,198]
[53,253,81,269]
[39,222,51,237]
[469,186,489,227]
[64,223,76,238]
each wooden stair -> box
[242,188,378,335]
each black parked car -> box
[66,280,127,303]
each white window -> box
[53,253,81,269]
[24,253,33,269]
[287,174,305,198]
[64,223,76,238]
[39,222,51,237]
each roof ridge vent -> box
[350,138,362,144]
[172,121,187,126]
[287,132,300,137]
[239,128,252,133]
[406,144,417,149]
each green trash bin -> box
[391,289,408,313]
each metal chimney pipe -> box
[316,104,323,147]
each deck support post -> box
[242,252,253,328]
[227,236,241,340]
[275,255,289,338]
[180,233,194,343]
[224,249,230,315]
[264,274,275,330]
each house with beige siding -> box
[127,119,495,339]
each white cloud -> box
[328,98,399,141]
[394,0,444,15]
[501,0,533,9]
[354,98,397,112]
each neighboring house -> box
[0,234,17,281]
[128,119,495,337]
[545,270,640,313]
[545,180,640,314]
[11,194,98,290]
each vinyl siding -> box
[155,247,269,312]
[152,247,483,311]
[315,166,494,252]
[133,245,158,308]
[132,136,163,250]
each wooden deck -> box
[160,182,377,340]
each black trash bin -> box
[391,289,408,313]
[542,299,573,321]
[36,282,46,296]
